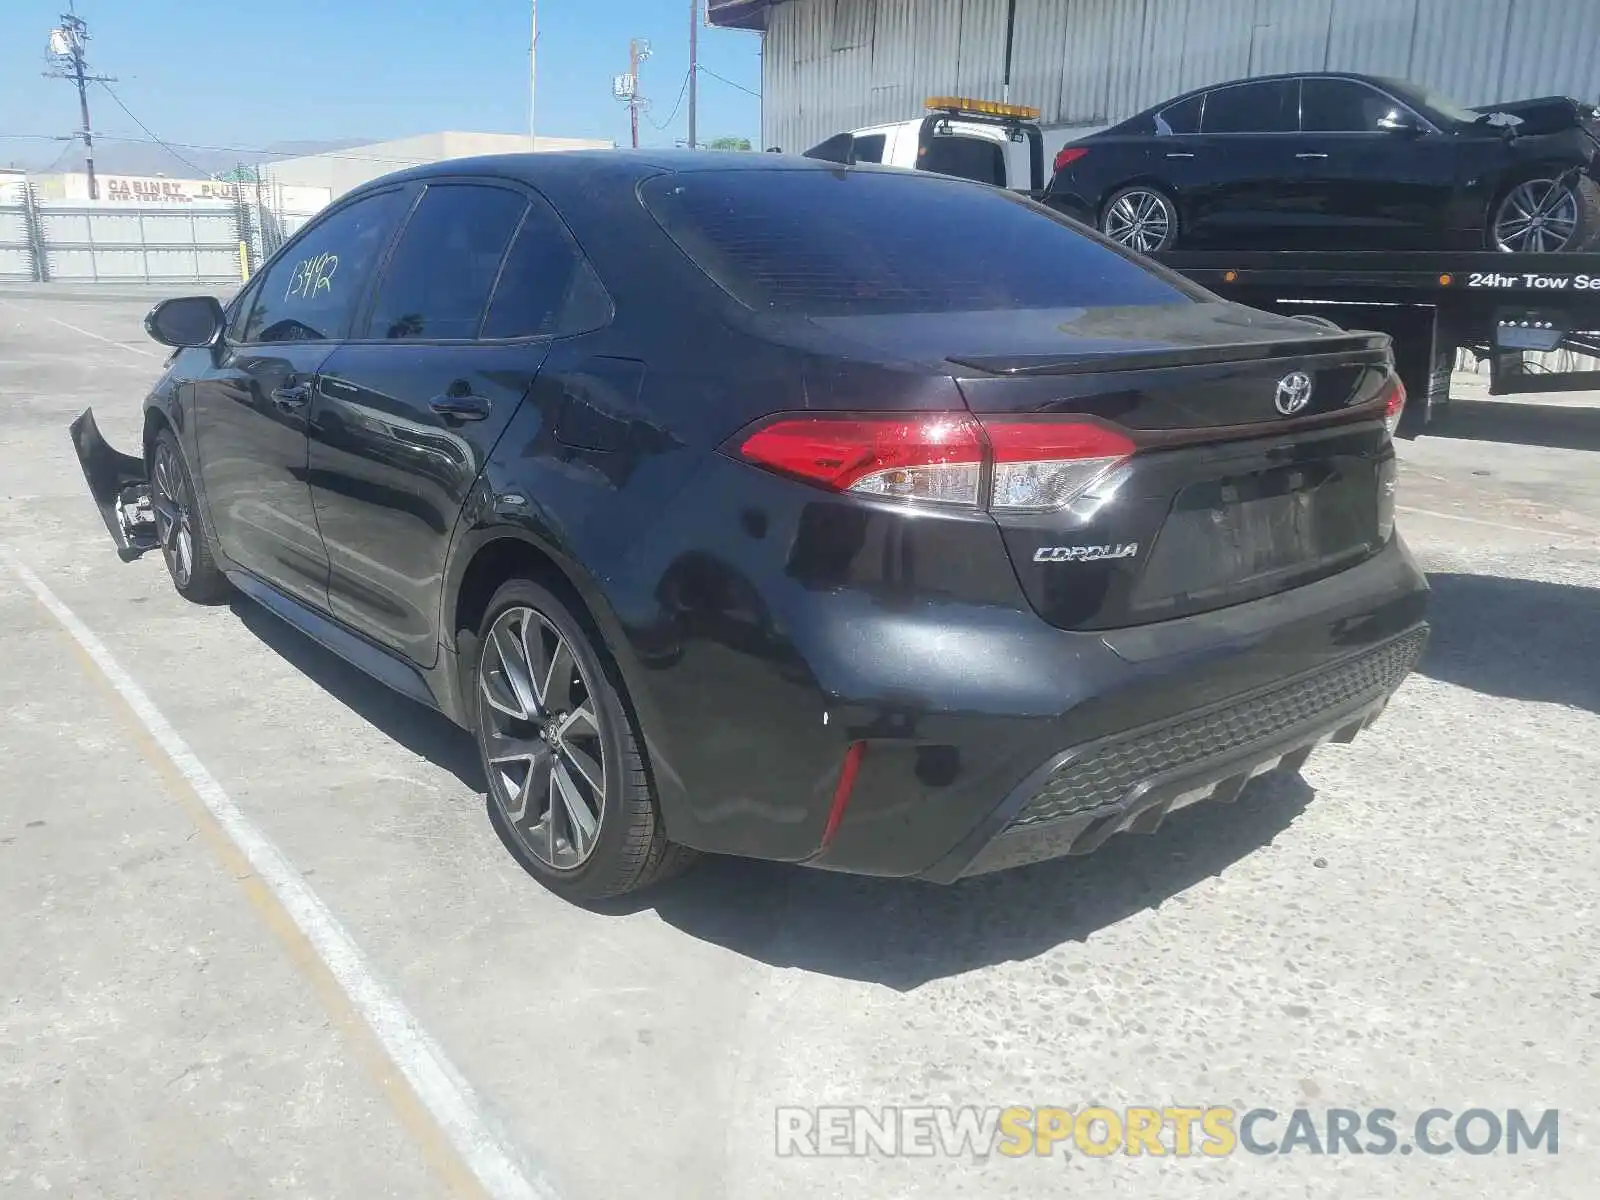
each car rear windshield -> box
[639,168,1198,316]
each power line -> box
[647,70,693,131]
[696,65,760,99]
[647,65,758,138]
[40,139,78,173]
[95,82,214,178]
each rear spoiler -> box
[947,332,1390,377]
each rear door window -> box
[1201,79,1299,134]
[363,183,527,340]
[481,197,612,339]
[639,168,1197,316]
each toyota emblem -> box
[1274,371,1314,415]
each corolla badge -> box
[1274,370,1314,415]
[1033,543,1139,563]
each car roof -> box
[343,148,850,197]
[1140,70,1397,115]
[325,149,948,323]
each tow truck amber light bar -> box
[924,96,1041,121]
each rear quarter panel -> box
[1049,137,1159,220]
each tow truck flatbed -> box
[1157,250,1600,298]
[1153,250,1600,421]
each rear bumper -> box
[920,624,1424,881]
[799,534,1429,880]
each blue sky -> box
[1,0,764,170]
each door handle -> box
[428,392,492,421]
[1165,152,1196,159]
[270,382,312,410]
[1295,152,1330,159]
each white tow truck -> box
[796,96,1050,197]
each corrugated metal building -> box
[711,0,1600,160]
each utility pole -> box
[44,6,115,201]
[613,39,651,149]
[687,0,699,149]
[529,0,539,148]
[629,39,642,150]
[1000,0,1017,104]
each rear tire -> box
[1100,185,1179,253]
[150,427,230,604]
[471,578,697,902]
[1489,173,1600,253]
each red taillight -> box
[734,414,985,505]
[733,413,1134,512]
[1053,146,1089,173]
[1382,373,1406,436]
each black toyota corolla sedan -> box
[1045,72,1600,254]
[71,151,1428,902]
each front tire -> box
[1489,174,1600,253]
[1100,185,1179,253]
[150,427,230,604]
[472,578,696,901]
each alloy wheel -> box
[477,605,607,870]
[151,441,195,589]
[1103,190,1174,253]
[1493,180,1580,253]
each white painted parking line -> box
[5,553,560,1200]
[1399,503,1599,542]
[0,301,161,359]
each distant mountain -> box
[4,137,375,179]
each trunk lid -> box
[905,302,1398,632]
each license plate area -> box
[1134,460,1377,609]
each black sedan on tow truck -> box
[1045,72,1600,255]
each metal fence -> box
[0,180,321,285]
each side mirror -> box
[144,295,225,348]
[1376,112,1423,136]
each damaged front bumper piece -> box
[69,408,159,561]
